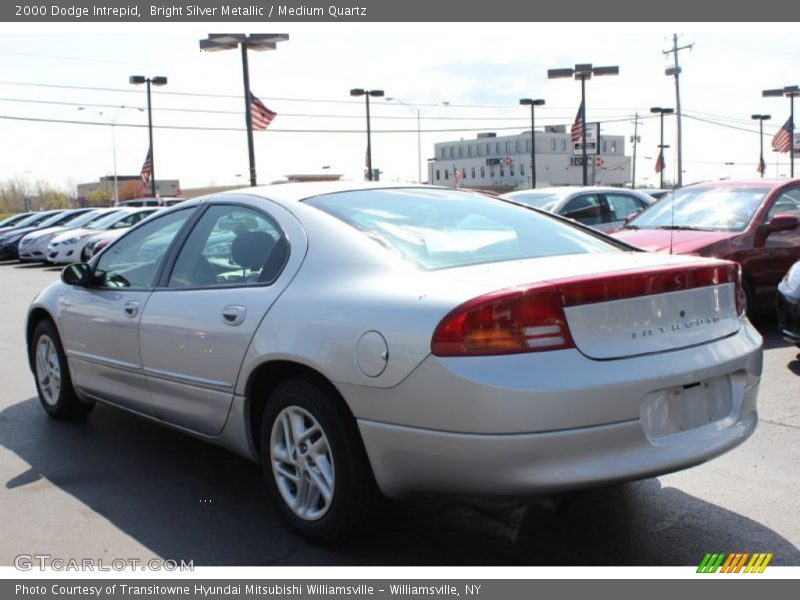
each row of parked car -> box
[0,206,161,264]
[3,180,800,347]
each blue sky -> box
[0,22,798,193]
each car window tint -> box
[306,188,619,270]
[167,205,287,288]
[560,194,606,225]
[766,188,800,220]
[93,209,194,289]
[606,193,645,221]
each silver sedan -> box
[26,183,762,542]
[501,186,655,232]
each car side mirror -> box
[767,213,800,233]
[61,262,91,287]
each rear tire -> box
[32,320,94,419]
[260,378,378,543]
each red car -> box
[610,179,800,312]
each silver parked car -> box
[501,186,654,232]
[26,183,762,542]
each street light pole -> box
[519,98,545,189]
[385,98,449,183]
[200,34,289,187]
[548,63,619,186]
[631,113,641,189]
[351,88,384,181]
[751,114,771,178]
[79,105,143,205]
[129,75,168,197]
[650,107,674,189]
[763,85,799,178]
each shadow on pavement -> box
[1,397,798,566]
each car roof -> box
[217,181,430,205]
[504,186,654,201]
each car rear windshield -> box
[629,186,770,232]
[305,188,621,270]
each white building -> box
[428,127,631,191]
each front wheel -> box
[32,320,94,419]
[261,379,378,543]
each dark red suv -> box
[610,179,800,312]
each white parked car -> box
[47,208,160,265]
[19,208,119,263]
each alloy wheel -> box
[269,405,335,521]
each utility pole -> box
[664,34,692,189]
[631,112,641,188]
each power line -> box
[0,112,644,133]
[0,96,640,122]
[682,112,762,135]
[0,80,671,112]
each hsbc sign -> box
[486,157,514,166]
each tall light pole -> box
[650,107,674,189]
[664,35,693,189]
[548,63,619,186]
[519,98,545,189]
[751,114,771,178]
[351,88,384,181]
[630,112,642,189]
[200,34,289,187]
[385,98,449,183]
[763,85,799,177]
[129,75,167,197]
[78,105,143,205]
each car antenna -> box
[669,184,675,255]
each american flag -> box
[571,99,585,144]
[140,146,152,187]
[757,155,766,175]
[772,117,794,153]
[249,92,277,131]
[655,151,665,174]
[453,163,462,187]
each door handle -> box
[221,305,247,326]
[123,301,140,318]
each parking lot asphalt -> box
[0,260,798,567]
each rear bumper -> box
[351,319,762,498]
[358,384,757,498]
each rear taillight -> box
[431,261,742,357]
[431,283,575,356]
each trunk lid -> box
[438,251,740,360]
